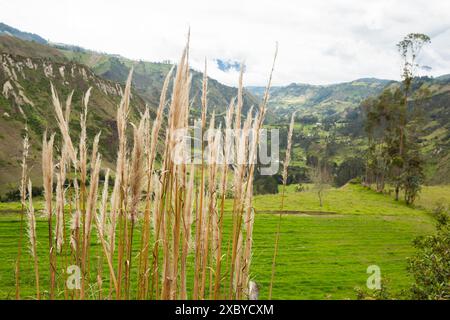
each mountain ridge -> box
[0,35,148,193]
[55,44,259,116]
[0,22,260,115]
[247,78,393,123]
[0,24,259,195]
[3,21,450,191]
[0,22,47,45]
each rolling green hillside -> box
[253,75,450,185]
[335,76,450,183]
[248,78,391,122]
[0,34,65,62]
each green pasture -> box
[0,184,439,299]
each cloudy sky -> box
[1,0,449,86]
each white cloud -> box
[0,0,449,86]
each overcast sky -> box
[1,0,449,86]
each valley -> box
[0,21,448,301]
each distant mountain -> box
[0,35,147,193]
[0,23,260,194]
[247,78,392,121]
[55,46,259,117]
[436,74,450,81]
[0,22,47,44]
[0,22,260,117]
[249,73,450,184]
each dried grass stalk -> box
[26,179,40,300]
[137,66,174,299]
[35,37,277,301]
[51,83,77,166]
[42,130,57,299]
[15,131,29,299]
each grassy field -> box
[250,184,435,299]
[0,184,438,299]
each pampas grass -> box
[51,83,77,166]
[22,37,279,300]
[26,179,40,300]
[137,65,174,299]
[42,130,56,298]
[15,130,29,299]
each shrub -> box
[254,176,279,195]
[1,186,43,202]
[407,212,450,300]
[349,177,362,185]
[354,279,394,300]
[335,157,365,187]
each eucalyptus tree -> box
[396,33,430,204]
